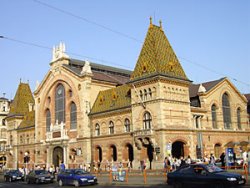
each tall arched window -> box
[148,88,152,99]
[144,89,147,101]
[124,118,130,132]
[70,102,77,129]
[222,93,231,129]
[46,109,51,132]
[55,84,65,124]
[143,111,152,130]
[139,90,143,101]
[211,104,217,129]
[109,121,114,134]
[95,124,100,136]
[237,107,241,130]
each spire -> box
[131,19,188,82]
[149,16,153,28]
[159,20,163,31]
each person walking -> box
[209,154,215,165]
[220,152,226,168]
[59,161,65,172]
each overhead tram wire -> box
[1,35,249,92]
[0,36,133,70]
[31,1,249,91]
[179,56,250,90]
[33,0,142,44]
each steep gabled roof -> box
[130,20,188,82]
[9,83,34,115]
[8,82,35,129]
[189,78,225,98]
[90,84,131,115]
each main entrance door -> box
[53,146,63,168]
[172,141,185,159]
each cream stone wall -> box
[33,58,124,168]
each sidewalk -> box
[94,171,250,187]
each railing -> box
[46,122,68,142]
[133,129,153,137]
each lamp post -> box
[24,152,29,180]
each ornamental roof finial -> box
[159,19,163,30]
[150,16,153,27]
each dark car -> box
[26,169,54,184]
[4,169,24,182]
[57,169,97,187]
[167,164,246,188]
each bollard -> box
[244,164,248,183]
[125,169,128,183]
[109,169,112,183]
[143,169,147,184]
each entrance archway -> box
[172,141,185,159]
[123,143,134,162]
[53,146,63,168]
[110,145,117,162]
[0,156,6,166]
[214,143,222,158]
[95,146,102,162]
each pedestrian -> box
[220,152,226,168]
[186,155,192,164]
[209,154,215,165]
[60,161,65,171]
[242,150,248,166]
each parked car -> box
[4,169,24,182]
[167,164,246,188]
[57,169,97,187]
[26,169,54,184]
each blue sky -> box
[1,0,250,99]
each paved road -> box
[0,181,172,188]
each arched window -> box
[148,88,152,99]
[10,135,13,146]
[95,124,100,136]
[237,108,241,130]
[70,102,77,129]
[20,136,23,144]
[139,90,143,101]
[222,93,231,129]
[143,111,152,130]
[46,109,51,132]
[211,104,217,129]
[124,118,130,132]
[144,89,147,101]
[109,121,114,134]
[55,84,65,124]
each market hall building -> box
[4,19,250,170]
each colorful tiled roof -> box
[130,20,188,82]
[8,82,35,128]
[90,84,131,115]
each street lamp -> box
[24,152,30,179]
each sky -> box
[1,0,250,99]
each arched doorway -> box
[214,143,222,158]
[95,146,102,162]
[53,146,63,168]
[139,137,154,169]
[125,143,134,163]
[0,156,6,166]
[172,141,185,159]
[110,145,117,162]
